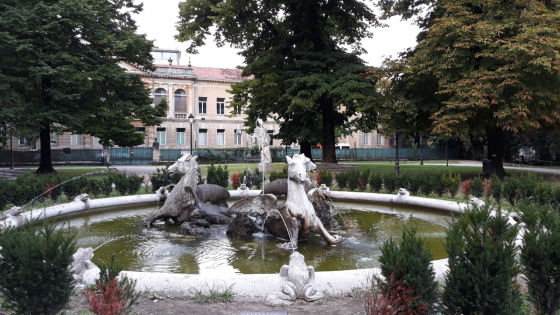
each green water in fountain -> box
[56,203,448,274]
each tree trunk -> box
[36,122,55,174]
[487,128,506,178]
[395,133,400,176]
[320,98,337,164]
[300,141,313,161]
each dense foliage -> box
[176,0,380,162]
[0,222,76,314]
[379,227,438,312]
[206,164,229,188]
[520,203,560,315]
[0,0,166,173]
[150,168,182,192]
[443,203,521,314]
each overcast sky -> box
[133,0,420,69]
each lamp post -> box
[188,113,194,155]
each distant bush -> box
[368,173,383,192]
[490,176,502,201]
[206,164,229,188]
[269,167,288,182]
[231,173,241,189]
[407,175,422,195]
[535,184,553,205]
[419,176,433,195]
[379,227,438,312]
[110,174,143,196]
[460,179,471,197]
[0,222,76,314]
[346,170,360,191]
[359,170,370,191]
[442,173,461,197]
[470,177,483,198]
[383,174,398,193]
[150,168,181,191]
[335,172,348,189]
[520,203,560,315]
[443,203,521,314]
[316,169,333,187]
[241,167,262,189]
[503,177,519,205]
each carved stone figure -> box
[255,118,272,172]
[144,153,200,226]
[265,251,324,305]
[263,178,315,197]
[70,247,100,288]
[278,154,343,248]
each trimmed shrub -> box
[335,172,348,189]
[407,175,422,195]
[206,164,229,188]
[490,176,503,202]
[383,174,398,193]
[241,167,262,189]
[503,177,519,205]
[432,176,445,197]
[419,176,433,195]
[520,203,560,315]
[150,168,181,191]
[442,173,461,197]
[316,169,333,187]
[0,222,76,314]
[269,167,288,182]
[379,227,438,312]
[535,184,553,205]
[443,203,521,314]
[347,170,361,191]
[231,173,241,189]
[368,173,383,192]
[470,176,483,198]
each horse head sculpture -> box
[286,154,316,184]
[168,153,199,194]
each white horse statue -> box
[144,153,200,226]
[279,154,343,248]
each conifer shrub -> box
[150,168,181,191]
[109,174,143,196]
[470,176,483,198]
[490,176,503,202]
[535,184,553,205]
[442,203,521,314]
[503,177,520,205]
[482,178,492,198]
[346,170,361,191]
[368,173,383,192]
[378,226,438,313]
[358,170,370,191]
[335,172,348,189]
[365,273,427,315]
[419,175,433,195]
[442,173,461,197]
[432,176,445,197]
[269,167,288,182]
[241,167,262,189]
[316,169,333,187]
[407,175,422,195]
[383,174,398,193]
[460,179,471,197]
[520,203,560,315]
[206,164,229,187]
[0,222,76,314]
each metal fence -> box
[0,146,460,166]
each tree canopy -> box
[176,0,380,163]
[380,0,560,176]
[0,0,166,173]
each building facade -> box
[8,49,389,152]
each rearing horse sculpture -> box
[279,154,343,248]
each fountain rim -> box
[1,190,463,298]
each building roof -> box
[155,64,247,82]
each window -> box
[176,128,185,145]
[217,129,225,146]
[362,133,370,145]
[198,129,207,146]
[233,104,242,115]
[50,133,59,147]
[92,136,100,146]
[157,127,166,145]
[198,97,207,114]
[154,88,166,106]
[18,137,28,146]
[234,129,242,146]
[377,133,383,146]
[70,134,82,146]
[174,89,187,113]
[216,98,225,115]
[135,127,146,134]
[267,130,274,145]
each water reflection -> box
[56,203,448,274]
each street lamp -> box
[188,113,195,155]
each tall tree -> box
[176,0,380,163]
[0,0,166,173]
[380,0,560,177]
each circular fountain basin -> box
[55,202,449,275]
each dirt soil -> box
[63,293,365,315]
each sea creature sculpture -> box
[266,251,324,305]
[278,153,342,248]
[70,247,100,288]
